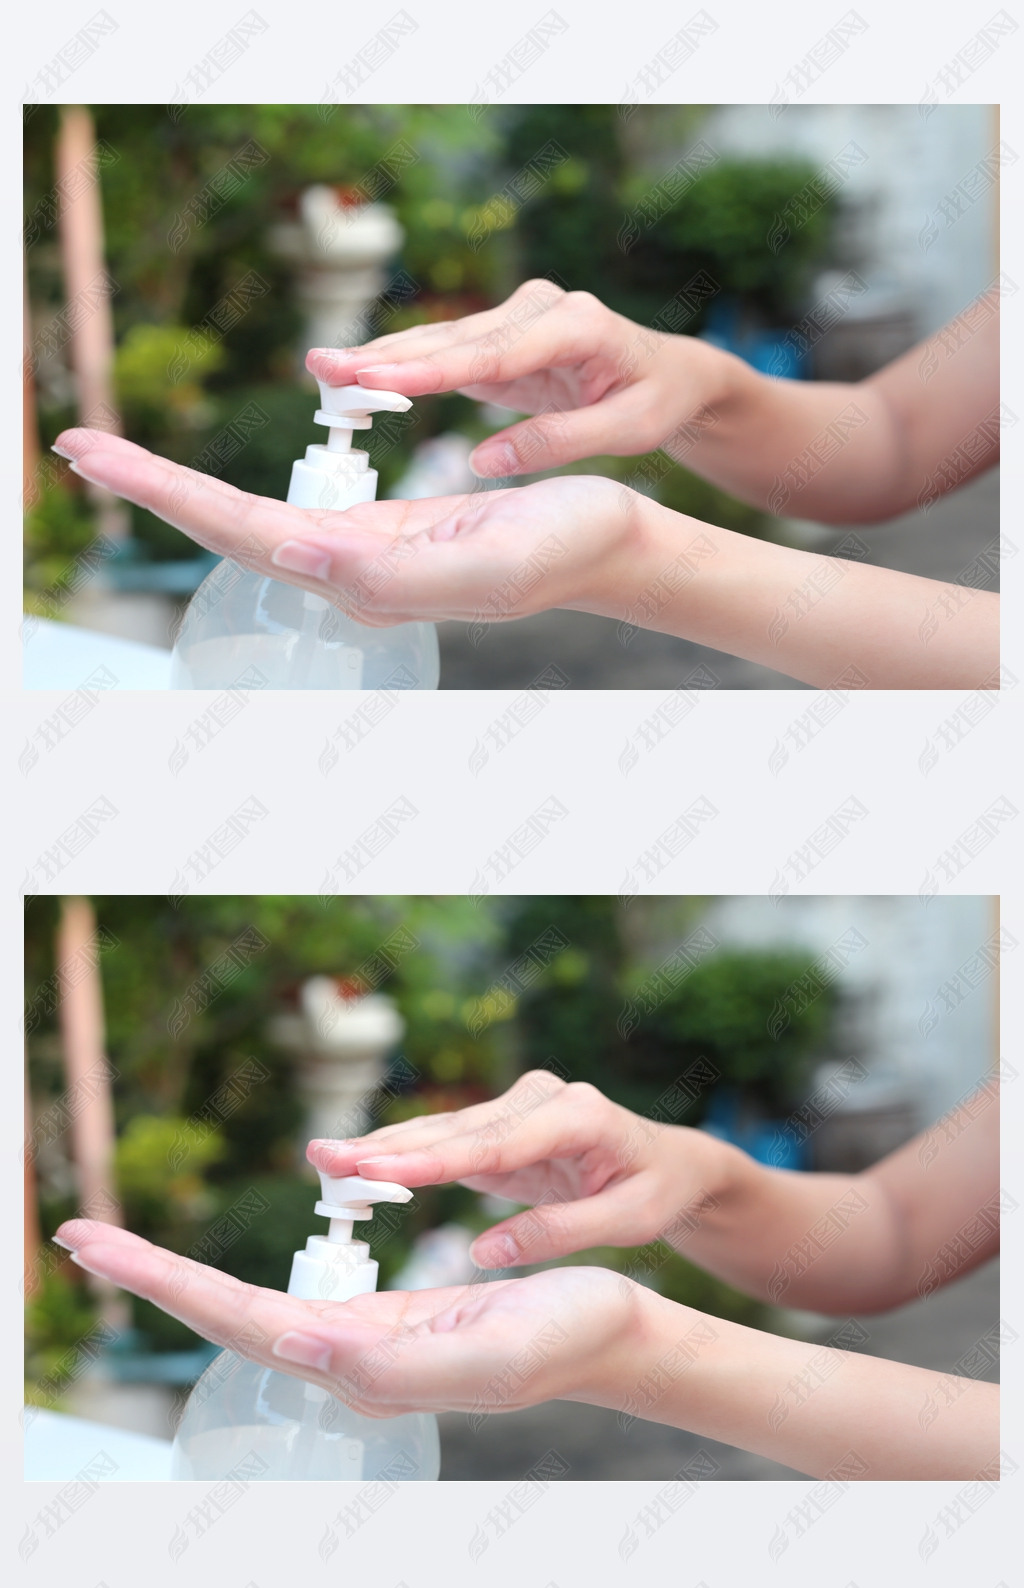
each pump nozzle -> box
[286,1171,413,1302]
[313,382,411,454]
[286,384,413,510]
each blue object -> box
[700,1088,807,1170]
[103,1330,220,1384]
[103,538,219,595]
[696,296,808,380]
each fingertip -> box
[54,1217,93,1247]
[70,1250,105,1276]
[469,442,519,478]
[469,1231,520,1269]
[305,348,351,380]
[53,428,92,460]
[306,1139,358,1167]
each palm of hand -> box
[323,1265,627,1415]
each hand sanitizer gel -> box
[170,1174,441,1480]
[169,385,441,690]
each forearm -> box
[670,349,909,525]
[671,1135,911,1313]
[586,498,998,688]
[582,1288,998,1480]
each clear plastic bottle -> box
[169,384,440,690]
[170,1174,441,1481]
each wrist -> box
[565,1275,691,1410]
[569,484,727,632]
[659,336,750,435]
[675,1129,768,1240]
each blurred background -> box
[24,894,1000,1478]
[24,104,1000,689]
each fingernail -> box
[273,1332,333,1372]
[354,365,398,378]
[51,1235,75,1251]
[355,1156,395,1169]
[51,443,75,460]
[271,541,332,580]
[470,1231,519,1269]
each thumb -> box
[470,392,637,477]
[470,1181,641,1268]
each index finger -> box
[341,1094,597,1187]
[308,278,567,393]
[312,311,582,399]
[56,1220,297,1355]
[308,1071,569,1178]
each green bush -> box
[650,158,834,323]
[23,479,99,610]
[24,1270,100,1407]
[628,950,836,1114]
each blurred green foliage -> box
[26,896,840,1365]
[628,950,836,1114]
[24,105,838,594]
[24,1270,100,1408]
[22,480,99,616]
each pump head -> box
[314,1172,413,1242]
[313,382,412,455]
[286,1171,413,1302]
[286,384,413,512]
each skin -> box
[52,281,999,688]
[55,1073,999,1479]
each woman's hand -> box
[52,429,647,629]
[53,1220,642,1417]
[314,281,1002,532]
[308,1071,724,1269]
[308,278,733,478]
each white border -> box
[6,0,1021,1581]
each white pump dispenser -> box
[284,383,411,512]
[168,385,440,690]
[169,1173,441,1481]
[286,1172,413,1300]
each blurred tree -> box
[497,895,713,1115]
[646,157,836,323]
[24,1270,99,1408]
[625,949,837,1115]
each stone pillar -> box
[269,976,405,1166]
[268,186,404,359]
